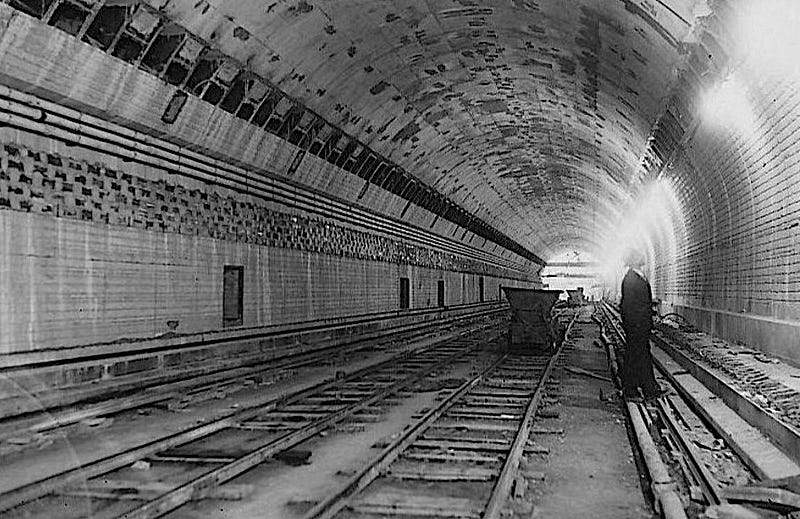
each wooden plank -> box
[564,366,612,383]
[463,395,528,405]
[452,405,523,414]
[58,481,251,501]
[720,485,800,510]
[469,390,531,398]
[403,451,503,464]
[149,455,236,464]
[413,439,511,451]
[276,404,346,413]
[432,420,517,432]
[352,491,482,518]
[446,410,521,420]
[482,379,536,388]
[252,412,314,421]
[421,433,509,443]
[388,464,497,482]
[0,391,176,443]
[529,427,564,435]
[234,421,304,431]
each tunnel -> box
[0,0,798,518]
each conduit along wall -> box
[0,4,543,413]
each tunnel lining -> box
[0,0,544,265]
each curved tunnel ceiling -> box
[150,0,710,261]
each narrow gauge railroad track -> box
[595,302,800,518]
[301,318,575,519]
[0,305,508,439]
[595,302,732,518]
[651,326,800,460]
[654,326,800,428]
[0,326,505,518]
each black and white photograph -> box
[0,0,798,518]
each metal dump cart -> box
[501,287,562,353]
[567,287,585,307]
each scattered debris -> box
[537,408,560,419]
[333,423,365,433]
[167,401,190,412]
[413,377,464,392]
[5,436,31,445]
[81,417,112,428]
[693,437,725,451]
[275,449,312,466]
[565,366,612,382]
[512,475,527,498]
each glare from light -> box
[734,0,800,78]
[700,74,754,132]
[593,178,683,298]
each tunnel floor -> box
[526,312,649,519]
[0,308,653,518]
[1,306,799,518]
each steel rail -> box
[651,332,800,468]
[600,302,800,514]
[596,302,689,519]
[0,326,494,514]
[0,305,503,426]
[112,336,493,519]
[604,300,800,480]
[655,398,724,506]
[0,332,408,442]
[482,313,578,518]
[627,402,689,519]
[300,353,512,519]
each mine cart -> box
[501,287,562,354]
[567,287,585,307]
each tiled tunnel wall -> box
[645,3,800,361]
[0,5,541,361]
[0,132,534,357]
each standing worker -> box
[619,249,664,400]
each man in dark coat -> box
[619,250,663,400]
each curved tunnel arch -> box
[154,0,700,261]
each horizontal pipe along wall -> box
[0,8,541,400]
[0,125,537,353]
